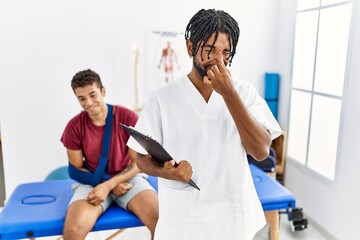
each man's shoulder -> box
[111,104,138,123]
[112,104,137,116]
[62,111,87,138]
[154,76,185,94]
[233,77,257,92]
[232,77,250,86]
[112,104,132,112]
[67,111,87,126]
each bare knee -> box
[63,220,85,239]
[127,190,159,236]
[63,200,103,240]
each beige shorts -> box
[68,173,154,211]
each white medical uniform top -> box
[127,76,282,240]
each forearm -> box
[223,90,272,160]
[136,154,163,176]
[103,163,140,190]
[136,153,177,180]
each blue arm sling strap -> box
[68,104,113,186]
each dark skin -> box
[136,32,272,184]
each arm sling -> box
[68,104,113,186]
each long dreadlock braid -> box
[184,9,240,66]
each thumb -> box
[164,160,176,169]
[123,183,133,190]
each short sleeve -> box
[237,80,282,140]
[60,118,82,150]
[123,107,138,127]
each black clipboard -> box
[120,123,200,190]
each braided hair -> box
[184,9,240,66]
[71,69,104,92]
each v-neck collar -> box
[179,76,222,119]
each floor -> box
[3,212,328,240]
[260,213,329,240]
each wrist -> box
[222,88,238,102]
[102,180,115,191]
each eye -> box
[204,48,212,53]
[223,50,231,57]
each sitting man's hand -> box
[88,183,111,205]
[112,182,133,196]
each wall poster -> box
[142,30,191,105]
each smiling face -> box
[74,82,106,118]
[189,32,231,79]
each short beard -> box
[193,58,228,80]
[193,58,207,79]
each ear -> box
[186,39,193,57]
[101,87,106,97]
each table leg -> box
[265,210,279,240]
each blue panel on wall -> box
[265,73,280,100]
[264,72,280,119]
[266,100,278,119]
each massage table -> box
[0,164,295,239]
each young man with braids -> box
[61,69,158,239]
[127,9,281,240]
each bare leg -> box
[63,200,103,240]
[127,190,159,240]
[265,210,279,240]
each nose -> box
[208,50,228,65]
[212,50,224,62]
[84,98,93,108]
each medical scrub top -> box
[127,76,282,240]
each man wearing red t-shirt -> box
[61,69,158,239]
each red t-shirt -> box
[61,105,138,176]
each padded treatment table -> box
[249,164,295,211]
[0,165,295,239]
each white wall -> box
[2,0,359,238]
[277,1,360,239]
[0,0,281,198]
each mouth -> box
[86,105,96,112]
[204,61,217,72]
